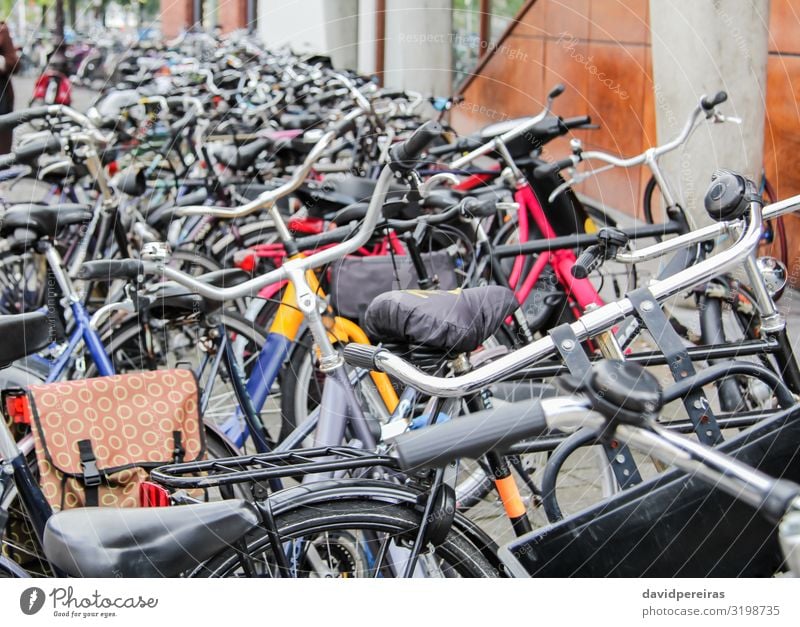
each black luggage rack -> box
[150,446,398,490]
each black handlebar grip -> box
[295,224,357,251]
[378,89,406,100]
[461,196,497,218]
[77,260,145,282]
[572,244,604,279]
[548,83,566,100]
[342,343,384,370]
[0,106,50,131]
[534,157,574,180]
[394,401,550,471]
[14,135,62,163]
[701,91,728,111]
[389,121,444,172]
[561,115,592,129]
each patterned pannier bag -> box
[27,369,205,510]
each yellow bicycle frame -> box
[267,257,399,413]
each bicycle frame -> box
[198,255,399,452]
[28,244,116,381]
[449,146,605,314]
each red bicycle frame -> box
[456,171,603,313]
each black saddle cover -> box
[364,286,518,354]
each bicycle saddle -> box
[0,312,52,368]
[212,136,273,171]
[299,175,410,218]
[364,285,518,354]
[0,204,93,239]
[147,268,251,316]
[279,112,322,130]
[43,500,260,577]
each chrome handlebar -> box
[176,107,363,219]
[547,96,739,202]
[141,163,395,299]
[363,197,789,397]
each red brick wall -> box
[451,0,653,221]
[160,0,195,38]
[452,0,800,281]
[765,0,800,281]
[217,0,249,33]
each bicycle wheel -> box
[207,218,279,267]
[0,249,47,315]
[81,310,292,446]
[1,448,53,577]
[699,281,778,412]
[196,498,498,578]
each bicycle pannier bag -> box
[28,369,205,510]
[329,251,459,324]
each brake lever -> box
[548,178,575,203]
[714,112,742,125]
[547,164,615,203]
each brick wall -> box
[451,0,800,278]
[160,0,196,38]
[451,0,652,221]
[217,0,249,33]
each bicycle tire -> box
[196,498,498,578]
[80,309,292,445]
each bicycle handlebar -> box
[177,107,363,219]
[342,194,788,397]
[77,259,145,282]
[571,244,604,279]
[0,104,111,146]
[392,391,800,530]
[534,156,577,179]
[388,120,443,171]
[534,94,732,182]
[701,90,727,111]
[450,108,549,170]
[142,164,395,299]
[0,106,50,130]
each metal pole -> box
[50,0,67,73]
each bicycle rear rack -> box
[150,446,398,490]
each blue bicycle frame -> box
[26,243,116,382]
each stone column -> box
[649,0,770,225]
[383,0,453,96]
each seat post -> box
[43,243,81,303]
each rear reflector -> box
[139,481,171,507]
